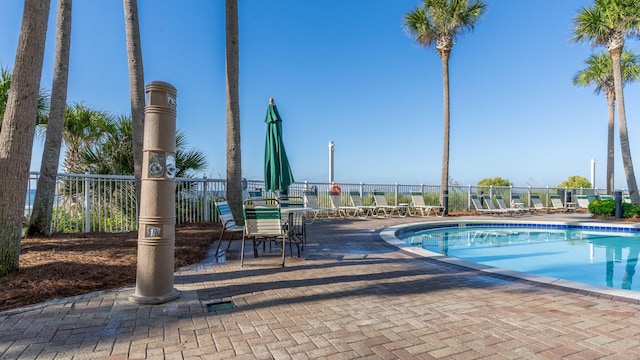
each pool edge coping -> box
[380,219,640,303]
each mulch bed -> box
[0,222,221,313]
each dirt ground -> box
[0,222,221,313]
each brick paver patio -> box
[2,213,640,359]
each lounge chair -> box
[481,194,519,216]
[347,190,374,219]
[213,200,245,260]
[576,195,591,209]
[550,194,573,213]
[372,190,406,217]
[241,199,290,267]
[409,191,444,217]
[600,195,613,201]
[302,190,330,223]
[470,194,499,215]
[530,194,551,213]
[329,193,359,218]
[495,194,528,215]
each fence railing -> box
[25,172,604,233]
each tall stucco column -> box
[129,81,179,304]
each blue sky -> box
[2,0,640,189]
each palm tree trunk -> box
[123,0,145,213]
[0,0,50,274]
[440,50,451,215]
[225,0,242,219]
[610,48,640,203]
[28,0,72,237]
[606,91,615,195]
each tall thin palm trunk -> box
[605,90,615,194]
[611,48,640,203]
[0,0,50,274]
[123,0,145,211]
[28,0,72,237]
[440,50,450,215]
[225,0,242,219]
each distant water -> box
[25,189,36,211]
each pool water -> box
[405,226,640,291]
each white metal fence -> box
[25,172,604,233]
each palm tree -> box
[123,0,145,210]
[572,51,640,195]
[225,0,242,219]
[80,116,206,177]
[573,0,640,203]
[0,0,51,275]
[0,66,49,131]
[62,103,115,173]
[28,0,73,237]
[404,0,486,216]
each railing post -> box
[546,186,550,207]
[467,185,472,211]
[394,183,399,205]
[203,177,209,222]
[84,172,91,233]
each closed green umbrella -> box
[264,98,294,193]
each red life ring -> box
[330,184,342,195]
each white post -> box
[328,141,335,183]
[590,159,596,188]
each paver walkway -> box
[2,214,640,359]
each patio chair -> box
[530,194,551,213]
[213,200,245,261]
[241,199,291,267]
[347,190,374,219]
[281,197,306,252]
[302,190,330,223]
[371,190,407,217]
[409,191,444,217]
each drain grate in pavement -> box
[206,301,236,312]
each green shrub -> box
[588,199,615,217]
[623,203,640,218]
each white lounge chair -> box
[494,194,527,215]
[470,194,499,215]
[409,191,444,217]
[530,194,551,213]
[372,190,406,217]
[347,190,374,219]
[481,194,518,216]
[329,193,359,218]
[302,190,330,223]
[550,194,573,213]
[576,195,591,209]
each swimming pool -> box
[380,220,640,300]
